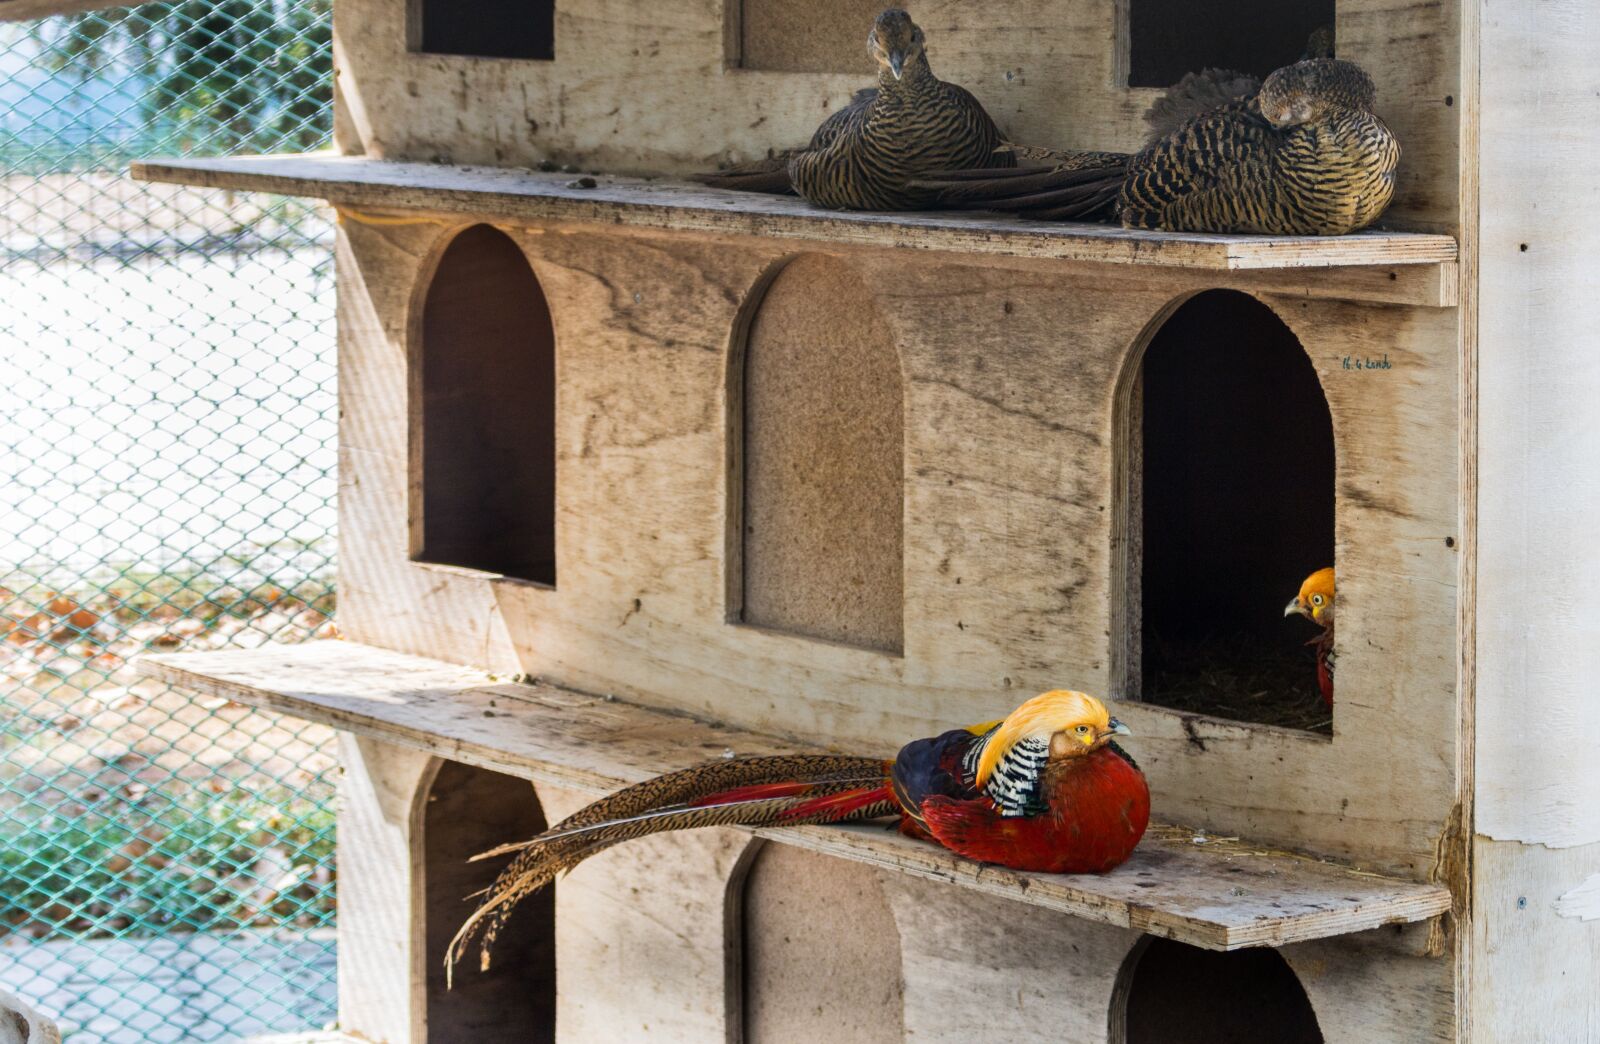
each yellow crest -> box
[973,690,1112,787]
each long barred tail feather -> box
[910,156,1129,222]
[445,755,894,982]
[690,154,797,195]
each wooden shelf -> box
[140,641,1451,951]
[131,153,1458,276]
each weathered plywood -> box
[305,208,1461,881]
[1281,927,1455,1043]
[735,0,880,73]
[333,219,524,676]
[130,155,1460,277]
[325,0,1460,230]
[740,844,903,1043]
[534,784,753,1043]
[140,641,1453,950]
[1469,838,1600,1042]
[740,253,903,651]
[1469,2,1600,1039]
[883,874,1135,1044]
[336,735,433,1044]
[1473,0,1600,853]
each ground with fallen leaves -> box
[0,570,339,938]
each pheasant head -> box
[1285,567,1336,628]
[867,8,926,81]
[1258,59,1378,127]
[975,690,1131,786]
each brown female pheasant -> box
[694,9,1012,210]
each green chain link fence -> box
[1,2,339,1039]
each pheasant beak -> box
[887,51,906,79]
[1285,597,1309,619]
[1106,717,1132,738]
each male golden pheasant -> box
[1285,567,1336,707]
[448,689,1148,974]
[694,9,1012,210]
[916,58,1398,235]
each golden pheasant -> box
[448,689,1148,975]
[694,9,1012,210]
[917,58,1398,234]
[1285,567,1336,707]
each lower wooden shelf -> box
[139,640,1451,951]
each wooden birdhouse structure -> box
[131,0,1599,1040]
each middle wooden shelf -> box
[140,639,1452,952]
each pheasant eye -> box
[1076,725,1090,734]
[1312,594,1324,605]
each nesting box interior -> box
[414,224,557,586]
[416,0,554,61]
[1134,290,1335,732]
[1127,0,1337,87]
[1116,938,1323,1044]
[422,761,554,1043]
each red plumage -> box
[1314,638,1334,709]
[919,746,1150,873]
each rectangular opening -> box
[417,0,555,61]
[1128,0,1334,87]
[734,0,878,73]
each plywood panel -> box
[306,209,1462,878]
[737,0,879,73]
[884,874,1135,1044]
[535,785,752,1043]
[336,735,434,1044]
[133,156,1460,278]
[741,844,903,1043]
[741,253,903,651]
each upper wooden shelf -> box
[140,640,1451,951]
[131,153,1458,275]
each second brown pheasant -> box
[916,58,1399,236]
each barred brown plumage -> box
[693,9,1013,210]
[916,58,1399,236]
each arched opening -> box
[1133,290,1334,731]
[1114,938,1322,1044]
[424,761,554,1043]
[415,224,557,586]
[740,843,903,1042]
[737,253,904,653]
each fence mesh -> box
[1,2,338,1040]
